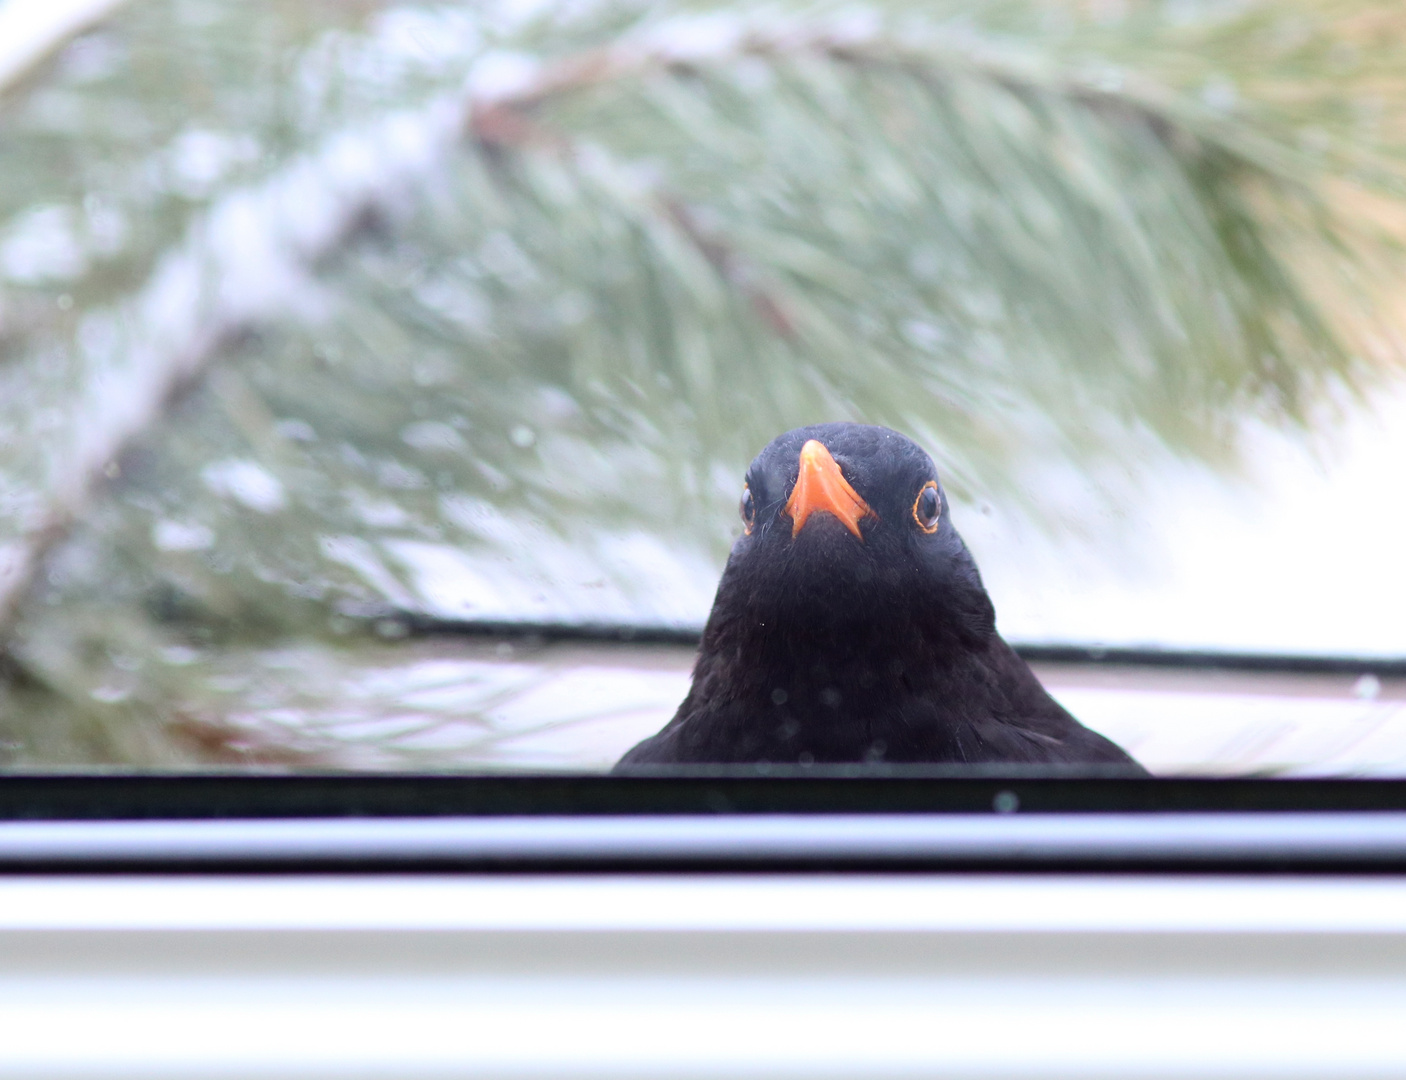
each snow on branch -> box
[0,96,465,627]
[0,0,130,94]
[467,11,1300,180]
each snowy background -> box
[2,0,1404,771]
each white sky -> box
[971,379,1406,657]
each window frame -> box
[2,773,1406,873]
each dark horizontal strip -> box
[398,614,704,646]
[395,615,1406,674]
[5,774,1406,823]
[1015,644,1406,676]
[5,813,1406,873]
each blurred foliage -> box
[0,0,1405,765]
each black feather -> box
[617,423,1144,771]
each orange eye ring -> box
[912,481,940,534]
[740,483,756,534]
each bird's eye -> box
[740,483,756,534]
[912,481,940,533]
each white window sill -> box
[0,872,1403,1077]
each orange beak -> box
[783,439,874,540]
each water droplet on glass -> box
[375,618,409,640]
[1354,674,1382,700]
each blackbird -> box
[617,423,1143,770]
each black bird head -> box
[726,422,995,652]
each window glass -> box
[1,0,1403,774]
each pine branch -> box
[3,6,1397,632]
[469,95,798,338]
[0,95,468,628]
